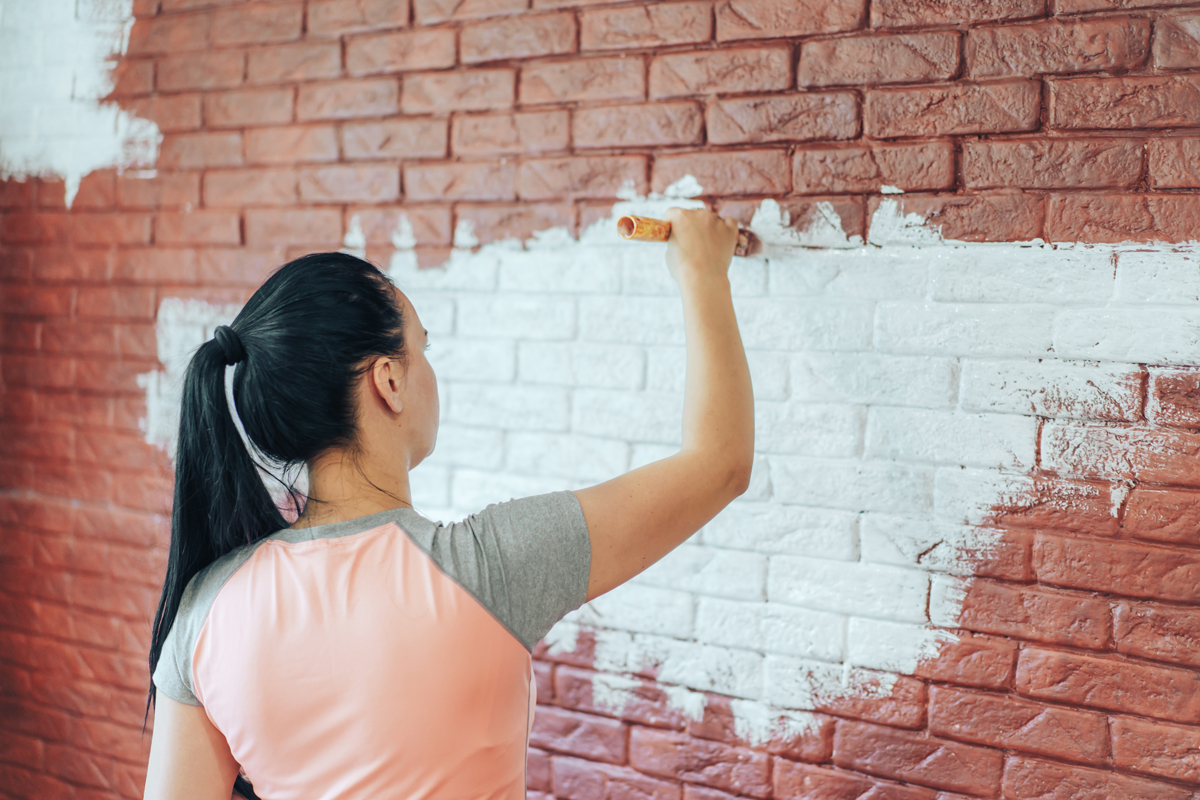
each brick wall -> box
[3,0,1200,798]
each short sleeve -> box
[152,615,201,706]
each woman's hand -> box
[664,207,741,287]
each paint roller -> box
[616,215,761,257]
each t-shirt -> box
[152,490,591,800]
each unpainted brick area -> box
[3,1,1200,799]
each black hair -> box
[145,253,406,797]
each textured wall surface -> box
[3,1,1200,798]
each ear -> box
[369,357,404,415]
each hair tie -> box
[214,325,247,365]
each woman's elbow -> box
[726,458,754,498]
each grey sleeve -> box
[423,490,591,651]
[152,606,202,706]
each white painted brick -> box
[768,555,930,623]
[1054,308,1200,366]
[757,402,863,457]
[450,469,570,514]
[634,544,767,601]
[703,502,858,560]
[769,457,935,515]
[1040,421,1180,480]
[929,574,971,628]
[448,383,570,431]
[747,351,790,400]
[846,618,954,673]
[580,296,684,346]
[505,431,629,482]
[456,294,576,340]
[762,654,842,710]
[573,389,681,443]
[934,467,1037,526]
[769,249,927,300]
[427,338,515,383]
[392,248,498,290]
[860,513,1005,577]
[396,293,451,335]
[929,247,1113,304]
[516,342,572,385]
[410,463,451,510]
[791,352,958,409]
[865,408,1037,469]
[1115,250,1200,305]
[569,584,695,638]
[735,298,873,352]
[498,247,621,294]
[631,634,765,700]
[695,598,845,662]
[960,358,1143,422]
[876,302,1055,357]
[742,453,772,502]
[425,424,505,470]
[517,342,645,389]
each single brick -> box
[404,69,515,112]
[869,192,1045,243]
[868,81,1040,137]
[794,142,953,194]
[308,0,410,36]
[1050,75,1200,129]
[718,195,866,242]
[574,102,703,148]
[247,42,341,84]
[157,51,245,92]
[687,697,833,762]
[204,168,298,206]
[1047,193,1200,243]
[1043,422,1200,488]
[461,13,576,63]
[1059,0,1200,12]
[774,761,934,800]
[873,0,1044,28]
[347,206,452,245]
[551,755,680,800]
[521,57,645,104]
[347,29,455,75]
[454,203,576,244]
[298,165,400,203]
[117,173,202,209]
[800,32,959,87]
[210,1,303,46]
[812,673,928,730]
[1148,368,1200,430]
[415,0,526,23]
[110,59,155,96]
[911,631,1016,689]
[1123,487,1200,547]
[404,162,517,201]
[962,138,1143,189]
[1034,532,1200,603]
[581,2,712,51]
[652,149,787,195]
[715,0,866,41]
[124,95,203,132]
[953,577,1110,648]
[630,727,771,797]
[451,111,569,155]
[967,17,1150,78]
[159,132,244,169]
[204,87,294,128]
[1112,715,1200,783]
[1002,755,1194,800]
[554,666,692,729]
[246,208,342,246]
[297,78,398,120]
[156,211,240,245]
[833,721,1003,797]
[529,707,626,765]
[343,119,447,160]
[518,155,647,200]
[1149,138,1200,188]
[708,93,858,144]
[127,14,210,55]
[1017,647,1200,722]
[246,125,339,164]
[1154,12,1200,69]
[928,686,1107,764]
[649,47,790,97]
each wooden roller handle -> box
[616,215,760,257]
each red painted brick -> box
[653,149,789,195]
[867,81,1040,138]
[1150,138,1200,188]
[518,155,647,200]
[157,51,245,92]
[530,707,627,764]
[405,162,516,201]
[346,206,452,245]
[552,754,681,800]
[533,661,554,703]
[873,0,1044,28]
[455,203,576,244]
[112,248,199,283]
[210,1,303,46]
[718,196,866,243]
[343,119,447,160]
[414,0,525,23]
[1058,0,1200,12]
[963,138,1142,190]
[128,14,210,56]
[912,631,1016,689]
[1017,647,1200,722]
[687,696,833,762]
[832,720,1003,797]
[247,41,342,84]
[204,87,294,128]
[801,32,959,87]
[1154,12,1200,69]
[245,208,342,246]
[41,323,117,358]
[581,3,712,51]
[125,94,205,135]
[683,786,744,800]
[575,102,703,148]
[117,172,202,209]
[159,132,244,169]
[0,180,36,209]
[528,747,552,791]
[297,78,399,120]
[968,17,1150,78]
[630,727,771,797]
[452,111,568,156]
[75,213,156,246]
[347,29,456,76]
[708,93,857,145]
[1123,487,1200,546]
[715,0,866,41]
[774,761,936,800]
[0,213,71,245]
[308,0,410,36]
[928,686,1107,764]
[76,287,156,321]
[1002,755,1194,800]
[1047,194,1200,243]
[197,247,288,286]
[246,125,339,165]
[794,142,953,194]
[649,47,790,98]
[1050,75,1200,130]
[298,165,400,203]
[204,168,298,206]
[812,671,928,729]
[462,13,576,63]
[1034,532,1200,603]
[522,58,645,104]
[554,666,691,729]
[0,285,72,317]
[1044,423,1200,488]
[1111,715,1200,783]
[404,69,515,112]
[108,59,155,96]
[156,211,241,245]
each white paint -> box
[142,179,1200,745]
[0,0,160,206]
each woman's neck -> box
[292,449,413,529]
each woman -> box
[142,208,754,799]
